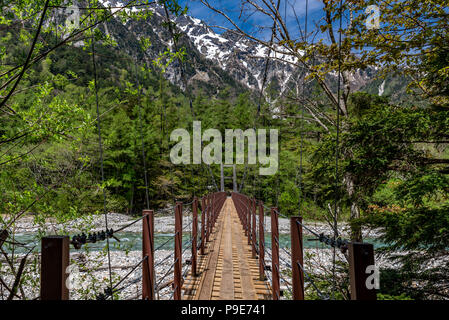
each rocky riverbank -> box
[2,243,397,300]
[67,247,394,300]
[13,211,382,239]
[3,210,386,300]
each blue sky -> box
[177,0,328,42]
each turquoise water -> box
[4,232,386,254]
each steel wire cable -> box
[266,206,347,250]
[280,246,292,258]
[297,0,309,220]
[239,0,282,192]
[182,219,193,231]
[111,256,147,292]
[275,263,293,294]
[154,237,191,289]
[331,0,345,300]
[113,215,145,233]
[88,0,113,297]
[295,261,329,300]
[264,247,326,300]
[112,274,142,296]
[134,62,150,209]
[98,255,148,299]
[155,257,178,290]
[154,235,174,252]
[154,250,175,269]
[161,2,218,193]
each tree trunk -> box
[344,172,362,242]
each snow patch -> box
[378,80,386,96]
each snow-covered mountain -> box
[84,0,302,95]
[89,0,373,96]
[175,13,299,92]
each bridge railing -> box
[39,191,227,300]
[231,192,376,301]
[38,191,375,300]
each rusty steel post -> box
[271,207,280,300]
[174,202,183,300]
[251,199,257,259]
[290,216,304,300]
[212,194,216,228]
[142,209,155,300]
[348,242,377,300]
[241,199,245,225]
[192,197,198,276]
[258,201,265,280]
[247,198,252,245]
[210,195,214,232]
[237,197,242,224]
[205,196,210,242]
[243,198,248,237]
[41,236,69,300]
[213,194,217,227]
[200,197,206,255]
[208,195,212,236]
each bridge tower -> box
[220,163,237,192]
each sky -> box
[177,0,328,42]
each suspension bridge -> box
[27,187,377,301]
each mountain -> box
[94,0,299,95]
[63,1,400,102]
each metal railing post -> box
[206,196,210,242]
[251,198,257,259]
[271,207,280,300]
[192,197,198,276]
[200,197,206,255]
[244,197,248,237]
[247,198,251,245]
[208,195,213,236]
[41,236,69,300]
[174,202,183,300]
[348,242,377,300]
[258,201,265,280]
[142,209,155,300]
[290,216,304,300]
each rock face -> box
[67,1,378,97]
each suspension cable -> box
[332,0,344,299]
[89,0,113,298]
[298,0,309,218]
[161,2,218,193]
[135,64,150,209]
[239,0,281,193]
[97,255,148,299]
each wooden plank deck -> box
[182,198,271,300]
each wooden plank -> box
[184,197,272,300]
[229,200,258,300]
[219,201,234,299]
[196,209,225,300]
